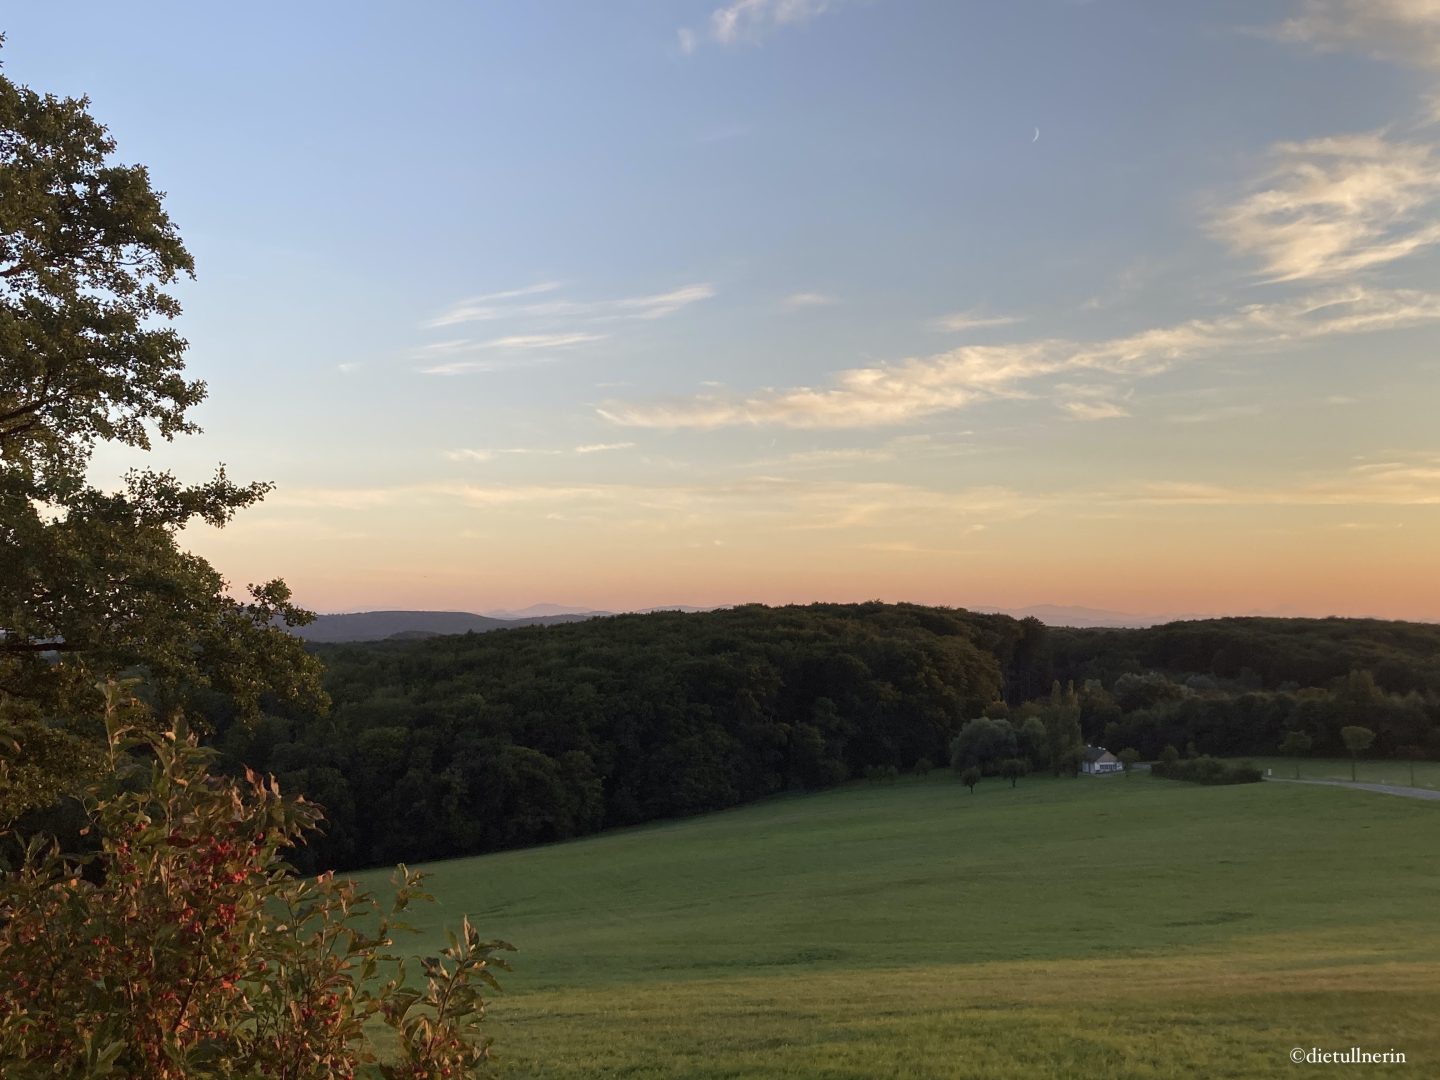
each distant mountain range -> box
[288,601,1390,643]
[291,604,714,643]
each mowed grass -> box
[356,774,1440,1078]
[1225,755,1440,790]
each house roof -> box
[1083,745,1115,763]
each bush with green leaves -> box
[0,684,512,1079]
[1150,756,1261,786]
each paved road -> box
[1265,777,1440,801]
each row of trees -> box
[1088,669,1437,763]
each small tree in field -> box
[999,757,1028,789]
[913,757,934,780]
[1278,729,1312,778]
[1400,744,1426,788]
[1117,748,1140,776]
[1340,725,1375,782]
[959,766,981,794]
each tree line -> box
[210,603,1003,869]
[200,605,1440,871]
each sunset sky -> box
[6,2,1440,619]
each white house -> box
[1082,745,1122,774]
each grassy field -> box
[1224,755,1440,790]
[357,773,1440,1078]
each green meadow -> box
[359,775,1440,1078]
[1227,756,1440,790]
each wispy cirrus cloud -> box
[427,283,714,329]
[680,0,850,52]
[1057,385,1132,421]
[1137,454,1440,506]
[418,332,607,375]
[487,333,607,349]
[1213,133,1440,282]
[597,287,1440,429]
[574,441,636,454]
[417,281,713,374]
[783,291,838,308]
[444,442,635,462]
[1272,0,1440,69]
[931,310,1023,333]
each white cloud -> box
[574,442,636,454]
[488,332,607,349]
[931,310,1024,332]
[1213,133,1440,282]
[1055,383,1131,421]
[445,443,634,461]
[597,287,1440,429]
[711,0,839,44]
[426,282,562,326]
[783,291,837,308]
[421,356,560,376]
[416,331,608,374]
[1274,0,1440,69]
[1137,455,1440,506]
[609,284,717,320]
[679,0,849,51]
[1061,400,1130,421]
[427,283,714,329]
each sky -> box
[5,1,1440,620]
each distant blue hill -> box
[291,609,600,643]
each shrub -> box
[0,690,513,1078]
[1150,756,1262,786]
[913,758,934,779]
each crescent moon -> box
[1032,127,1040,143]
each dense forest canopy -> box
[204,604,1440,872]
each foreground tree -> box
[959,766,981,794]
[1,48,513,1076]
[0,43,324,820]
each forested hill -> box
[218,604,1009,868]
[1048,616,1440,695]
[213,604,1440,872]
